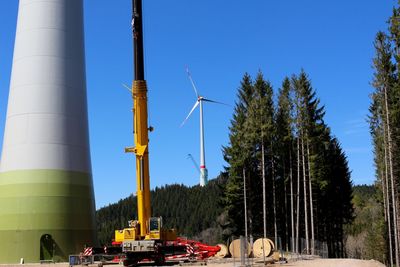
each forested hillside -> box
[96,176,226,245]
[345,185,385,262]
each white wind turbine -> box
[181,68,228,186]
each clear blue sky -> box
[0,1,394,208]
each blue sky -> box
[0,1,395,208]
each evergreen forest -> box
[221,70,352,258]
[345,185,386,262]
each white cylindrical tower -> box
[199,100,208,187]
[0,0,96,263]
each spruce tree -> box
[370,30,399,265]
[222,73,254,238]
[276,77,294,250]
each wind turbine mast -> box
[199,100,208,187]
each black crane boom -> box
[132,0,144,81]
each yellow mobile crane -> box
[114,0,176,265]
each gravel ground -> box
[0,258,385,267]
[283,259,385,267]
[204,258,385,267]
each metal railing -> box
[69,255,94,266]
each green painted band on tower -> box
[0,169,97,264]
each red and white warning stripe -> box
[185,244,195,255]
[83,247,93,256]
[165,253,190,260]
[165,244,194,261]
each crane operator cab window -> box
[149,217,161,232]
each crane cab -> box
[114,217,176,243]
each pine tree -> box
[222,73,254,238]
[327,138,353,257]
[370,30,399,266]
[388,7,400,264]
[290,70,352,256]
[369,97,392,265]
[250,72,275,240]
[292,72,311,253]
[276,77,295,250]
[249,72,275,239]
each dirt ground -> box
[205,258,385,267]
[280,258,385,267]
[0,258,385,267]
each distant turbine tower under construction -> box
[0,0,96,263]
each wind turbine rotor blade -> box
[187,153,201,173]
[180,100,200,127]
[202,98,231,107]
[122,83,133,93]
[185,66,199,98]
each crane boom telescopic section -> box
[125,0,151,239]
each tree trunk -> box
[262,141,266,239]
[302,133,309,254]
[296,136,300,254]
[272,142,278,247]
[383,124,393,267]
[307,141,315,255]
[392,33,400,267]
[283,158,289,251]
[290,150,295,252]
[380,170,387,223]
[384,83,399,266]
[243,168,248,240]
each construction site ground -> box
[0,258,385,267]
[205,258,385,267]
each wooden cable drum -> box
[252,238,273,258]
[214,244,228,258]
[266,238,275,250]
[228,239,251,258]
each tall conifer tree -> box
[223,73,254,237]
[276,77,295,250]
[370,30,399,265]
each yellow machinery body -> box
[116,80,176,244]
[114,218,177,243]
[124,80,152,240]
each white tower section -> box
[199,100,208,186]
[0,0,96,263]
[0,0,91,173]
